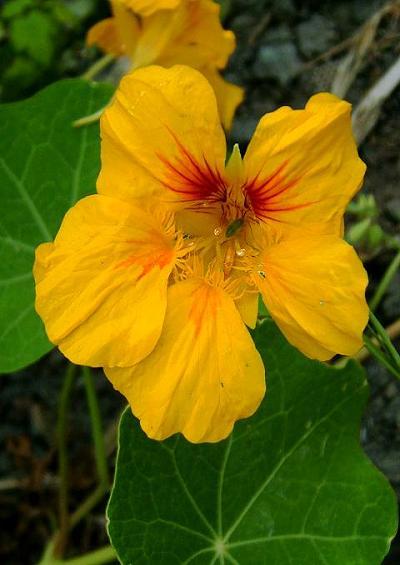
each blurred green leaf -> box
[0,79,113,373]
[0,20,6,41]
[63,0,97,20]
[10,10,58,66]
[1,0,33,20]
[107,320,397,564]
[346,218,371,247]
[2,56,40,90]
[216,0,232,21]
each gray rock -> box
[296,14,337,58]
[260,24,292,45]
[253,42,301,86]
[272,0,296,18]
[230,13,257,39]
[230,114,258,145]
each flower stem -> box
[82,367,109,488]
[82,54,115,81]
[362,334,400,379]
[369,310,400,372]
[369,247,400,311]
[73,107,106,128]
[61,545,117,565]
[38,544,117,565]
[356,318,400,362]
[68,368,110,528]
[55,364,77,557]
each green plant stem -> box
[55,364,77,557]
[363,335,399,377]
[39,544,117,565]
[61,545,117,565]
[39,367,111,564]
[82,53,115,81]
[73,107,105,128]
[369,247,400,311]
[70,482,107,528]
[369,310,400,371]
[356,318,400,362]
[83,367,109,488]
[65,368,110,527]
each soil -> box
[1,0,399,563]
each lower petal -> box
[200,67,244,131]
[106,278,265,443]
[255,235,369,360]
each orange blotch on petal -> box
[106,278,265,443]
[34,195,176,368]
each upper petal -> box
[243,93,366,232]
[201,66,244,131]
[106,278,265,443]
[147,0,236,70]
[86,18,126,56]
[34,195,176,368]
[98,65,226,204]
[119,0,182,17]
[255,234,369,360]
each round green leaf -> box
[107,320,398,564]
[0,79,113,373]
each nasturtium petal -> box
[109,0,142,57]
[98,65,226,203]
[201,66,244,131]
[106,278,265,443]
[256,235,369,360]
[34,195,176,368]
[0,79,112,373]
[150,0,235,70]
[235,291,259,329]
[119,0,182,17]
[86,17,126,56]
[107,320,398,565]
[243,93,365,231]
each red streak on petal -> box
[244,161,316,221]
[157,128,226,203]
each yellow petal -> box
[106,278,265,443]
[255,235,369,360]
[34,195,176,368]
[109,1,141,57]
[201,67,244,131]
[243,93,365,232]
[86,18,126,56]
[118,0,182,17]
[146,0,235,70]
[235,291,259,329]
[98,65,227,204]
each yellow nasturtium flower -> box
[34,66,369,443]
[86,0,243,130]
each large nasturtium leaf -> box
[0,79,113,373]
[107,320,398,564]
